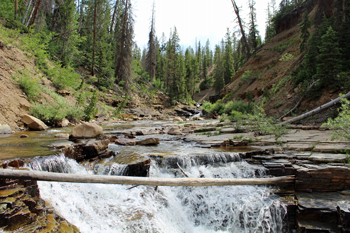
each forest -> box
[0,0,350,128]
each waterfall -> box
[29,155,287,233]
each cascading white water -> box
[31,155,287,233]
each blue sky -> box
[133,0,279,50]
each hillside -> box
[212,0,349,125]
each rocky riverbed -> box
[1,118,350,232]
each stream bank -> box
[0,119,350,232]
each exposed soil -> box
[0,44,34,130]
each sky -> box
[133,0,280,50]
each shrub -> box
[224,100,254,114]
[84,90,98,121]
[240,70,255,84]
[323,95,350,141]
[16,74,42,102]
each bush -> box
[240,70,254,84]
[16,74,41,102]
[84,90,98,121]
[224,100,254,114]
[323,95,350,141]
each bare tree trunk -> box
[25,0,36,27]
[110,0,120,33]
[281,91,350,125]
[15,0,18,20]
[343,0,347,22]
[29,0,41,27]
[114,0,129,80]
[22,0,32,24]
[92,0,97,76]
[230,0,250,56]
[0,169,295,186]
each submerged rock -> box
[114,138,137,146]
[70,122,103,138]
[136,138,160,146]
[55,133,70,139]
[21,114,48,131]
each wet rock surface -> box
[2,119,350,232]
[0,171,79,232]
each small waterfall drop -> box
[30,155,287,233]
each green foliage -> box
[246,105,289,142]
[323,95,350,141]
[240,70,260,84]
[202,99,253,116]
[113,94,129,117]
[272,75,291,94]
[316,26,341,86]
[270,39,296,54]
[279,53,294,62]
[299,13,312,52]
[84,90,98,121]
[14,72,41,102]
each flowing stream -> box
[26,154,287,233]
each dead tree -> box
[230,0,251,56]
[281,91,350,125]
[110,0,120,33]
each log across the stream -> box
[0,169,295,187]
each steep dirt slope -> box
[0,44,34,130]
[220,0,339,123]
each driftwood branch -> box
[177,162,190,178]
[281,91,350,125]
[0,169,295,187]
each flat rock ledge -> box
[0,169,79,232]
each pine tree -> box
[316,26,341,86]
[48,0,81,68]
[299,12,311,52]
[114,0,134,91]
[213,45,225,92]
[223,29,235,85]
[248,0,259,50]
[145,1,156,83]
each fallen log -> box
[281,91,350,125]
[0,169,295,187]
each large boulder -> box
[21,114,48,131]
[64,139,113,161]
[0,124,13,134]
[136,138,160,146]
[115,137,137,146]
[70,122,103,138]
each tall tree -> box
[145,1,156,83]
[316,26,341,86]
[114,0,134,91]
[230,0,250,56]
[223,29,235,85]
[213,45,225,92]
[299,12,311,52]
[92,0,97,76]
[248,0,259,50]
